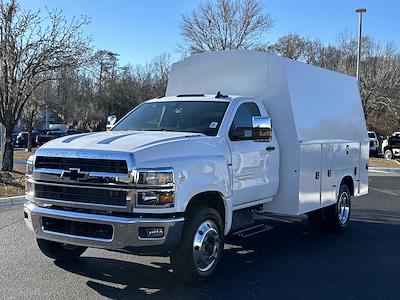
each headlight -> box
[137,170,174,187]
[135,169,174,207]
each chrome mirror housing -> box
[230,116,272,142]
[252,116,271,130]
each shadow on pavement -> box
[55,214,400,300]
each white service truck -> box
[24,50,369,282]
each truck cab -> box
[382,133,400,160]
[368,130,379,157]
[24,50,368,283]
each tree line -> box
[1,0,399,171]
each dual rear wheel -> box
[308,184,351,231]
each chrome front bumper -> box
[24,202,184,254]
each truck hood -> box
[38,131,205,152]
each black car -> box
[12,133,18,144]
[14,132,39,148]
[36,130,67,146]
[66,129,83,135]
[383,135,400,160]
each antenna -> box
[215,91,229,99]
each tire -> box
[170,206,224,283]
[323,184,351,231]
[37,239,87,261]
[384,149,393,160]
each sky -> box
[18,0,400,66]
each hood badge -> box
[60,168,90,181]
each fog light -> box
[158,192,174,204]
[139,227,164,239]
[137,191,174,207]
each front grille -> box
[42,217,113,240]
[35,183,127,207]
[370,141,374,147]
[35,156,128,174]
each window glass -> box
[229,102,261,140]
[230,102,260,130]
[112,101,229,136]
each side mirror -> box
[107,115,117,125]
[106,115,117,131]
[230,116,272,142]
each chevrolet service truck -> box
[24,50,369,282]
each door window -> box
[229,102,260,140]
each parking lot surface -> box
[0,175,399,300]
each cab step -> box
[232,224,273,238]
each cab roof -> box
[146,94,246,103]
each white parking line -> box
[369,187,400,197]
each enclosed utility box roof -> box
[167,50,367,143]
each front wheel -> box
[170,206,224,283]
[37,239,87,261]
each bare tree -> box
[268,31,400,135]
[180,0,273,54]
[267,33,309,60]
[19,102,40,151]
[0,0,91,171]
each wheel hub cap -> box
[338,192,350,224]
[193,220,220,272]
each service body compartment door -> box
[298,144,321,214]
[321,143,336,207]
[358,141,369,195]
[333,142,360,192]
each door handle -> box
[266,146,275,151]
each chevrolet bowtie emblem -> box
[60,168,90,181]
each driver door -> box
[227,101,279,208]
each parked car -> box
[35,130,66,146]
[66,129,83,135]
[368,131,379,157]
[24,51,369,283]
[12,132,18,144]
[382,134,400,160]
[15,132,39,148]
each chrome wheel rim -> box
[338,192,350,225]
[193,220,221,272]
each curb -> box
[0,195,25,208]
[369,167,400,174]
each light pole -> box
[356,8,367,83]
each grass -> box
[0,184,24,198]
[369,157,400,168]
[13,149,36,161]
[0,165,25,198]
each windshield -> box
[112,101,229,136]
[368,132,376,138]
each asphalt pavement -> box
[0,175,399,300]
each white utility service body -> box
[167,50,369,216]
[24,50,368,282]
